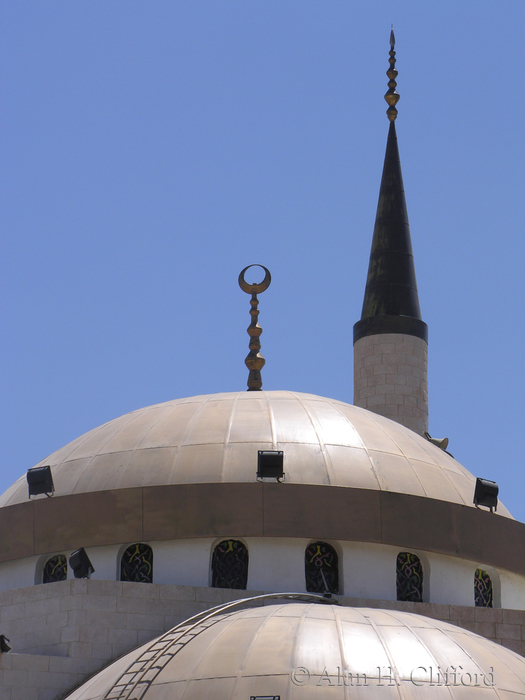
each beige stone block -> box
[122,582,160,599]
[126,613,165,631]
[67,641,92,657]
[9,655,49,673]
[2,669,28,686]
[46,611,69,628]
[137,630,159,646]
[1,603,25,621]
[9,615,47,634]
[108,627,138,645]
[179,600,209,618]
[81,594,117,612]
[195,587,225,604]
[60,595,84,612]
[419,603,451,620]
[364,354,382,367]
[164,613,184,629]
[159,585,196,601]
[450,605,477,622]
[87,580,122,597]
[26,598,62,618]
[70,579,88,595]
[385,395,403,406]
[500,638,525,656]
[45,580,71,597]
[91,641,113,659]
[116,596,170,615]
[502,609,525,624]
[403,396,418,408]
[0,653,12,669]
[458,621,496,638]
[0,590,13,606]
[39,689,68,700]
[67,609,88,626]
[495,623,521,640]
[79,626,109,643]
[12,688,38,700]
[48,655,100,675]
[12,586,48,604]
[474,607,502,622]
[26,628,63,648]
[383,344,400,355]
[61,626,80,643]
[366,395,386,407]
[85,610,127,629]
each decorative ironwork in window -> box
[211,539,249,589]
[305,541,339,594]
[474,568,493,608]
[43,554,67,584]
[396,552,423,602]
[120,543,153,583]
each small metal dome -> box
[65,601,525,699]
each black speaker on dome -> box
[257,450,284,481]
[69,548,95,578]
[473,477,499,512]
[27,465,54,498]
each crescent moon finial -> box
[238,264,271,391]
[238,264,271,295]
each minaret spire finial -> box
[385,27,400,121]
[238,264,271,391]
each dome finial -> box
[385,26,400,121]
[238,264,271,391]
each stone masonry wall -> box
[354,333,428,435]
[0,580,524,699]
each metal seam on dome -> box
[290,392,335,487]
[229,602,281,698]
[220,392,242,482]
[332,603,349,681]
[170,393,217,480]
[385,609,446,679]
[363,611,403,687]
[265,391,277,450]
[132,403,176,458]
[358,409,428,497]
[327,400,383,492]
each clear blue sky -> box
[1,2,524,520]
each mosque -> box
[1,34,524,699]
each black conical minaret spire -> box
[354,29,427,344]
[353,32,428,435]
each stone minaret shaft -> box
[353,32,428,435]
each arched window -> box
[211,539,248,589]
[305,541,339,594]
[120,543,153,583]
[43,554,67,584]
[396,552,423,602]
[474,568,493,608]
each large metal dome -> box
[65,601,525,699]
[0,390,510,515]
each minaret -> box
[353,31,428,435]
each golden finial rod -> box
[238,264,271,391]
[385,27,400,121]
